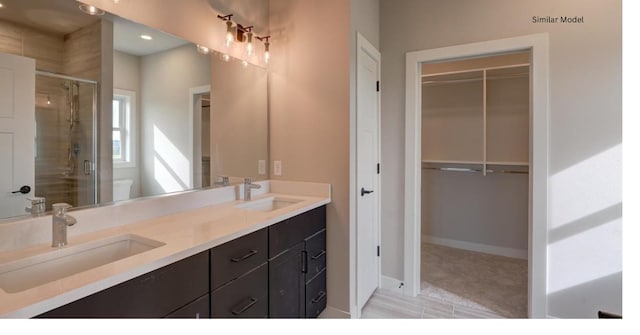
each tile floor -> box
[361,243,527,319]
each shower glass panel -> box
[35,73,97,211]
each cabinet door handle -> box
[231,249,258,262]
[301,250,308,273]
[311,250,326,260]
[231,297,258,315]
[311,291,326,304]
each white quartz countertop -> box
[0,181,330,318]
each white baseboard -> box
[318,305,350,318]
[381,275,405,294]
[423,235,527,259]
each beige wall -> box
[269,0,351,314]
[210,56,268,182]
[381,0,622,317]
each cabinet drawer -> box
[304,229,326,283]
[211,263,268,318]
[269,206,326,258]
[211,228,268,290]
[305,269,327,318]
[37,251,209,318]
[165,294,210,319]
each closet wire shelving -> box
[421,62,530,176]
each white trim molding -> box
[423,235,528,260]
[404,33,549,318]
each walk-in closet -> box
[420,51,531,318]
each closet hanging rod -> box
[422,73,528,85]
[423,167,528,175]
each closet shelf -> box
[422,160,528,166]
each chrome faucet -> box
[25,197,46,216]
[51,203,77,248]
[214,176,230,187]
[243,178,261,201]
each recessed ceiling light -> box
[140,35,153,41]
[78,3,105,16]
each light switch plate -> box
[258,160,266,175]
[274,160,282,176]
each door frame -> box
[404,33,550,317]
[189,85,211,189]
[353,32,382,318]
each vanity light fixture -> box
[257,36,271,64]
[47,95,51,105]
[217,14,234,48]
[243,26,254,57]
[196,44,210,55]
[78,2,105,16]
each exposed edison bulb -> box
[242,60,249,68]
[222,53,231,62]
[225,21,234,48]
[245,32,254,57]
[264,42,270,64]
[47,95,51,105]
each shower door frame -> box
[35,70,99,207]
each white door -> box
[0,52,35,218]
[356,34,381,311]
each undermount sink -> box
[235,196,303,212]
[0,234,165,293]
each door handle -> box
[360,187,374,196]
[11,185,31,194]
[230,249,258,263]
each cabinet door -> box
[211,263,268,318]
[165,294,210,319]
[37,251,209,318]
[269,242,305,318]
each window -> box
[113,89,136,168]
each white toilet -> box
[113,179,133,201]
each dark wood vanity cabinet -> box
[210,228,269,318]
[268,206,327,318]
[37,250,210,318]
[36,205,326,319]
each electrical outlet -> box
[274,160,282,176]
[258,160,266,175]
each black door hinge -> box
[377,163,380,174]
[377,245,380,257]
[376,81,380,92]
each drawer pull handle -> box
[311,291,326,304]
[231,297,258,315]
[311,250,326,260]
[231,249,258,262]
[301,251,308,273]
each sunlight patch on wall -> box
[550,144,622,229]
[153,125,190,191]
[547,217,622,294]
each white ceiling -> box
[0,0,189,57]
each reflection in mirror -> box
[0,0,268,221]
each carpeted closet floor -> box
[362,243,527,318]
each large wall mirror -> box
[0,0,268,221]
